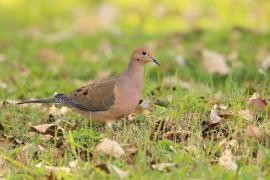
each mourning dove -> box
[18,47,159,125]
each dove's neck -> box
[119,59,145,90]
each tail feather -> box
[17,94,89,111]
[17,98,56,104]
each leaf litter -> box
[201,49,231,75]
[95,138,125,158]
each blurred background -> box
[0,0,270,99]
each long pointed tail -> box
[17,98,56,104]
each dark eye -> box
[142,51,146,55]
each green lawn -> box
[1,1,270,179]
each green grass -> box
[1,1,270,179]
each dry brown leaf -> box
[210,104,222,124]
[0,132,24,148]
[54,147,65,159]
[162,130,191,142]
[29,124,55,134]
[218,149,237,171]
[245,123,265,141]
[219,139,238,150]
[151,163,175,171]
[125,144,137,156]
[201,49,230,75]
[15,152,28,166]
[96,138,125,158]
[29,123,64,141]
[239,109,254,121]
[49,105,69,116]
[68,160,78,169]
[248,93,267,112]
[124,144,137,164]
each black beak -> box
[152,58,160,66]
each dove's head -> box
[130,47,159,66]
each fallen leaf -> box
[96,138,125,158]
[15,152,28,166]
[201,49,231,75]
[202,119,230,140]
[248,93,267,112]
[49,105,69,116]
[125,144,137,164]
[125,144,137,156]
[111,165,128,179]
[29,123,64,142]
[218,149,238,171]
[210,104,222,124]
[0,132,24,148]
[245,123,265,141]
[54,147,65,159]
[151,163,175,171]
[239,109,254,121]
[68,159,78,169]
[162,130,191,142]
[218,139,238,150]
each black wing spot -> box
[76,88,82,92]
[83,90,88,95]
